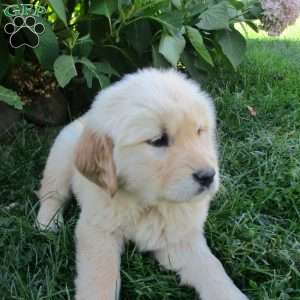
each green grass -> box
[1,22,300,300]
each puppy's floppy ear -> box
[75,129,117,197]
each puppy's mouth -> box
[194,181,218,197]
[196,186,205,194]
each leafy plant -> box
[0,85,23,109]
[0,0,262,109]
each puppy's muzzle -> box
[192,168,216,189]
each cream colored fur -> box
[36,68,248,300]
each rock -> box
[0,102,20,141]
[65,77,94,118]
[24,89,69,126]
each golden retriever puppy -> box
[36,68,248,300]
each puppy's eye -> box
[147,133,169,147]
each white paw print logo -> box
[4,16,45,48]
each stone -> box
[24,89,68,126]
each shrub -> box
[0,0,285,109]
[260,0,300,36]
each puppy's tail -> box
[36,118,84,231]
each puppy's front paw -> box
[201,286,248,300]
[223,288,249,300]
[228,290,248,300]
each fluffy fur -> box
[36,68,248,300]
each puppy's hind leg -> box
[36,120,84,231]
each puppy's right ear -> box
[75,129,117,197]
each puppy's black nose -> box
[193,169,215,188]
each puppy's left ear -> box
[75,129,117,197]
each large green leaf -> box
[77,58,111,88]
[33,17,59,69]
[0,85,23,110]
[151,11,184,35]
[159,33,186,67]
[226,3,241,19]
[181,51,207,83]
[73,34,94,58]
[48,0,67,26]
[216,29,246,70]
[152,46,170,68]
[90,0,118,32]
[82,65,94,88]
[196,2,229,30]
[94,64,110,88]
[134,0,169,17]
[185,1,207,18]
[54,55,77,87]
[90,0,118,18]
[171,0,182,9]
[228,0,244,10]
[248,3,263,18]
[186,26,214,66]
[94,62,119,77]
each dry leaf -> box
[247,105,257,117]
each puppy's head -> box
[76,68,219,203]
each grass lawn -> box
[1,21,300,300]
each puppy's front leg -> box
[75,217,123,300]
[155,235,248,300]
